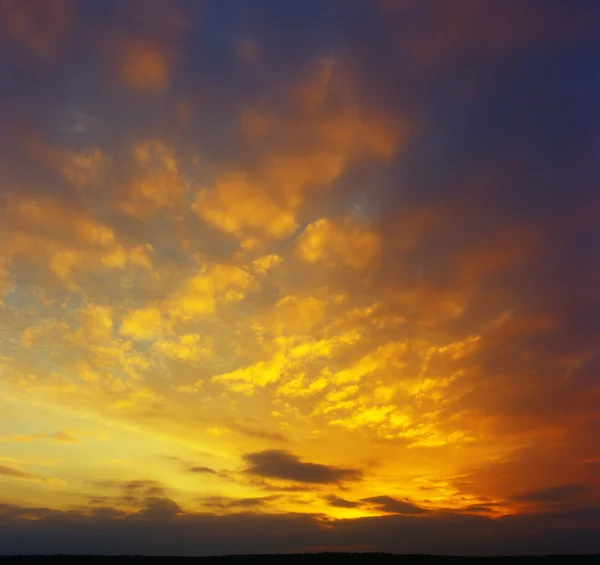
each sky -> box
[0,0,599,556]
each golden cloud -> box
[154,334,213,362]
[0,192,152,288]
[119,306,165,341]
[296,217,382,269]
[192,173,298,240]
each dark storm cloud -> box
[360,496,428,515]
[243,450,363,484]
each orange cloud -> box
[120,307,165,341]
[193,58,405,245]
[110,34,173,93]
[0,192,152,291]
[192,173,298,240]
[296,217,382,269]
[17,132,107,190]
[118,140,188,220]
[0,0,73,61]
[456,226,540,284]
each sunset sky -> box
[1,0,600,556]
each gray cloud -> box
[243,450,363,484]
[189,466,219,475]
[360,496,428,515]
[325,495,362,509]
[198,495,280,510]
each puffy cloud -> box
[118,140,188,220]
[192,58,402,244]
[0,192,151,290]
[192,172,299,240]
[154,334,213,362]
[296,217,382,269]
[120,307,165,341]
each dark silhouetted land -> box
[1,554,600,565]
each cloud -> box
[243,450,363,485]
[119,306,165,341]
[2,501,600,556]
[0,433,45,443]
[154,334,213,362]
[131,497,182,520]
[360,496,428,515]
[191,58,402,245]
[0,431,80,444]
[51,431,80,443]
[237,40,260,63]
[512,484,590,504]
[0,191,150,290]
[296,217,382,269]
[228,423,287,443]
[381,0,597,68]
[188,466,218,475]
[325,495,361,509]
[192,172,299,241]
[198,495,279,510]
[0,0,74,61]
[110,35,174,93]
[0,465,63,485]
[117,140,188,220]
